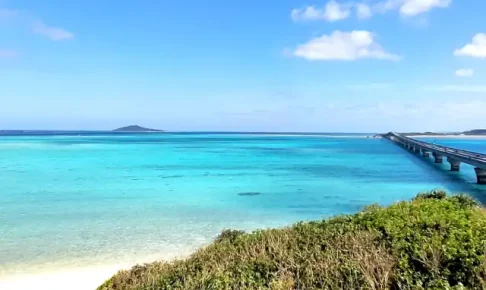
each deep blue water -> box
[1,132,486,277]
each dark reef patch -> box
[237,192,262,196]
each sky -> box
[0,0,485,132]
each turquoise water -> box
[1,133,486,277]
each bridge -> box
[383,132,486,184]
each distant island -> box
[113,125,165,132]
[462,129,486,135]
[374,129,486,137]
[403,129,486,136]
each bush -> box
[214,229,245,244]
[99,191,486,290]
[413,189,447,200]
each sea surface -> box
[1,132,486,279]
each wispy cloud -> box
[425,85,486,93]
[455,33,486,58]
[0,49,17,58]
[455,69,474,77]
[0,7,74,41]
[291,0,452,22]
[293,30,400,61]
[371,0,451,17]
[398,0,451,17]
[291,1,351,22]
[33,21,74,41]
[355,3,372,19]
[0,8,17,19]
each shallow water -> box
[1,133,486,277]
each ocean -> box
[1,132,486,281]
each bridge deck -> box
[386,132,486,170]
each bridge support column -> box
[413,146,420,153]
[447,158,460,171]
[475,168,486,184]
[422,151,430,157]
[433,152,443,163]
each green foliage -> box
[214,229,245,244]
[99,191,486,290]
[413,189,447,200]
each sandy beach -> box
[0,251,195,290]
[0,265,125,290]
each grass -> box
[98,191,486,289]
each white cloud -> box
[291,6,325,21]
[0,49,17,58]
[373,0,402,14]
[454,33,486,58]
[291,1,351,22]
[324,0,352,21]
[293,30,400,61]
[455,69,474,77]
[372,0,451,16]
[399,0,451,16]
[356,3,372,19]
[33,21,73,41]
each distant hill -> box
[380,129,486,136]
[113,125,164,132]
[462,129,486,135]
[402,132,455,136]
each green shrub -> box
[99,191,486,290]
[214,229,245,244]
[413,189,447,200]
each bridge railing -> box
[390,132,486,161]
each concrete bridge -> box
[384,132,486,184]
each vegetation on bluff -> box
[99,191,486,290]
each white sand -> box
[0,251,194,290]
[0,264,128,290]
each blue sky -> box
[1,0,485,132]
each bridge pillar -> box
[413,146,420,153]
[422,151,430,158]
[475,168,486,184]
[433,152,443,163]
[447,158,461,171]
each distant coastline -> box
[375,129,486,139]
[403,129,486,136]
